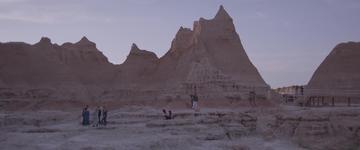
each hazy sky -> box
[0,0,359,88]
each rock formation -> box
[0,6,270,104]
[115,43,158,86]
[0,36,114,101]
[151,5,269,100]
[306,42,360,97]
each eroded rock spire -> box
[214,5,232,20]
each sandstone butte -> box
[2,6,359,107]
[0,6,271,106]
[306,42,360,98]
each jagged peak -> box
[80,36,90,42]
[75,36,96,46]
[178,26,192,32]
[128,43,158,58]
[192,5,234,33]
[214,5,232,20]
[130,43,140,53]
[175,26,192,37]
[36,37,52,45]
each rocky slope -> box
[306,42,360,97]
[147,5,269,100]
[114,43,159,87]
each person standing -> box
[97,106,102,126]
[82,105,90,126]
[102,107,108,126]
[190,94,194,109]
[191,85,199,110]
[193,94,199,110]
[168,110,172,120]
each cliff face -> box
[0,6,270,102]
[0,38,73,87]
[306,42,360,96]
[155,6,266,85]
[0,37,115,100]
[114,43,159,87]
[151,5,268,99]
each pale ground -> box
[0,106,359,150]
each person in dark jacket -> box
[168,110,172,120]
[162,109,167,119]
[102,107,108,126]
[82,105,90,125]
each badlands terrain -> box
[1,5,360,150]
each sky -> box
[0,0,359,88]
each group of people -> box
[82,105,108,126]
[81,90,257,124]
[81,90,257,123]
